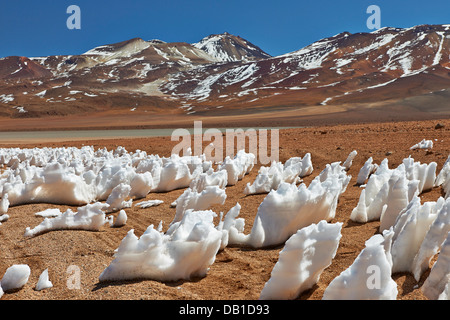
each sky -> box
[1,0,450,58]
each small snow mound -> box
[1,264,31,292]
[410,139,433,150]
[35,268,53,291]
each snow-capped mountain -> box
[1,25,450,119]
[192,32,272,62]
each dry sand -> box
[0,118,449,301]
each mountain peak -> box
[193,32,271,63]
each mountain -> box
[1,25,450,122]
[0,56,53,80]
[192,32,272,62]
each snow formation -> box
[259,221,342,300]
[171,185,226,226]
[223,162,350,248]
[0,146,212,214]
[342,150,357,171]
[421,232,450,300]
[410,139,433,150]
[99,210,222,282]
[412,196,450,282]
[0,264,31,292]
[135,199,164,208]
[435,155,450,199]
[244,154,313,195]
[217,150,255,186]
[388,196,444,273]
[350,157,436,225]
[35,269,53,291]
[322,234,398,300]
[24,202,112,237]
[356,157,378,185]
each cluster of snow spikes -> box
[350,157,437,225]
[217,149,255,186]
[222,161,350,248]
[0,146,212,214]
[244,153,313,195]
[99,209,223,282]
[3,144,449,299]
[380,195,450,299]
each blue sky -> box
[1,0,450,58]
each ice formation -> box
[412,196,450,281]
[149,153,208,192]
[350,157,436,225]
[217,150,255,186]
[322,234,397,300]
[259,221,342,300]
[356,157,378,185]
[0,194,9,214]
[435,155,450,199]
[35,208,62,218]
[0,213,9,225]
[223,162,350,248]
[410,139,433,150]
[389,196,443,273]
[171,185,226,225]
[438,283,450,300]
[421,232,450,300]
[342,150,357,171]
[244,154,313,195]
[135,200,164,208]
[106,183,132,212]
[0,146,212,213]
[1,162,96,210]
[189,169,228,192]
[24,202,112,237]
[0,264,31,292]
[113,210,127,227]
[99,210,222,282]
[35,268,53,291]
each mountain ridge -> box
[1,25,450,122]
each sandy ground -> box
[0,118,449,301]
